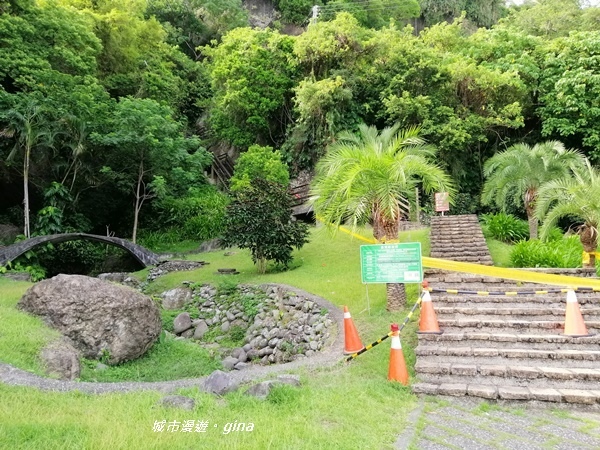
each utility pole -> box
[310,5,320,25]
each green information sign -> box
[360,243,423,284]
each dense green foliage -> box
[229,144,290,192]
[312,124,454,241]
[2,0,600,274]
[510,236,583,268]
[151,186,229,243]
[203,27,298,147]
[481,141,586,239]
[480,212,529,243]
[536,160,600,266]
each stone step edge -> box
[415,362,600,380]
[415,346,600,360]
[437,319,600,328]
[435,307,600,315]
[419,332,600,344]
[427,296,599,303]
[412,382,600,404]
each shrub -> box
[153,186,229,241]
[221,179,310,273]
[510,236,583,268]
[451,193,480,215]
[229,144,290,193]
[481,212,529,243]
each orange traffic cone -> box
[388,323,409,385]
[564,290,591,337]
[343,306,364,354]
[418,290,442,334]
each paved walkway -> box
[396,396,600,450]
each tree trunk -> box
[525,203,537,240]
[23,145,31,238]
[373,204,400,242]
[132,162,144,244]
[580,225,598,268]
[386,283,406,311]
[374,212,404,311]
[257,257,267,274]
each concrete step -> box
[415,346,600,368]
[429,253,491,259]
[431,244,489,251]
[418,332,600,350]
[430,256,494,264]
[415,361,600,390]
[437,318,600,334]
[433,306,600,321]
[430,234,486,240]
[427,294,600,307]
[412,382,600,404]
[430,230,484,234]
[430,229,484,234]
[423,269,597,283]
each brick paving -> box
[396,397,600,450]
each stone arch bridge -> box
[0,233,160,268]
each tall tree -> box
[0,102,56,237]
[91,97,209,243]
[204,27,298,147]
[311,123,455,311]
[501,0,588,38]
[319,0,420,30]
[146,0,247,60]
[481,141,585,239]
[538,32,600,158]
[536,159,600,267]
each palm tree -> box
[311,123,455,311]
[536,159,600,267]
[1,102,56,238]
[481,141,586,240]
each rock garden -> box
[164,282,335,370]
[8,260,339,385]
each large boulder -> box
[18,274,161,364]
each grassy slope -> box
[0,279,60,375]
[0,226,429,449]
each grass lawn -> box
[485,238,514,267]
[0,225,429,449]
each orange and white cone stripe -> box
[388,323,409,385]
[418,290,442,334]
[564,290,590,337]
[343,306,365,354]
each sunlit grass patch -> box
[0,278,59,374]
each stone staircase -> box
[412,271,600,405]
[429,215,493,265]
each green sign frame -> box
[360,242,423,284]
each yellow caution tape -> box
[427,287,600,296]
[338,225,376,244]
[422,256,600,289]
[317,217,600,290]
